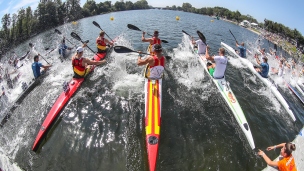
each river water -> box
[0,9,303,171]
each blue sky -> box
[0,0,303,35]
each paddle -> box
[113,46,171,59]
[39,54,50,65]
[196,30,207,45]
[182,30,191,37]
[70,32,96,54]
[127,24,168,43]
[55,29,74,45]
[229,29,238,43]
[92,21,114,42]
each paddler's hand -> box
[257,149,265,157]
[142,32,145,36]
[83,43,87,47]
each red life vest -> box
[150,37,161,46]
[72,57,86,76]
[96,37,107,50]
[149,55,165,68]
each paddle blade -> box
[55,29,62,35]
[161,40,168,43]
[165,56,171,59]
[127,24,141,31]
[229,29,237,42]
[92,21,102,30]
[182,30,191,37]
[70,32,82,42]
[113,46,136,53]
[197,30,206,44]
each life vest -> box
[72,57,86,76]
[96,37,107,51]
[149,37,161,55]
[146,55,165,79]
[149,55,165,68]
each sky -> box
[0,0,303,35]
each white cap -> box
[76,47,83,53]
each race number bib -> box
[149,66,164,79]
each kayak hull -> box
[191,42,255,149]
[32,48,111,151]
[221,42,296,121]
[144,65,162,171]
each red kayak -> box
[32,51,111,151]
[144,65,162,171]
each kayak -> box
[144,63,162,171]
[221,42,296,121]
[286,82,304,105]
[0,73,48,127]
[32,50,112,151]
[190,43,255,149]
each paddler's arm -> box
[257,149,278,167]
[84,58,106,66]
[266,143,285,151]
[104,38,114,46]
[141,32,152,43]
[255,54,261,65]
[137,51,154,66]
[205,46,214,61]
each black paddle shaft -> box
[70,32,96,54]
[127,24,168,43]
[113,46,171,59]
[92,21,114,42]
[229,30,238,43]
[55,29,74,45]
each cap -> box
[153,44,162,51]
[76,47,83,53]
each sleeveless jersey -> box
[72,57,86,76]
[147,55,165,79]
[96,37,107,51]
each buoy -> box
[211,20,214,22]
[72,21,77,25]
[176,16,180,21]
[110,17,114,21]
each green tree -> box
[114,1,126,11]
[125,1,134,10]
[182,3,192,12]
[66,0,82,21]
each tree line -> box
[166,3,304,48]
[0,0,303,57]
[0,0,150,57]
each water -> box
[0,9,303,171]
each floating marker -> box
[176,16,180,21]
[110,17,114,21]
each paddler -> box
[258,142,297,171]
[142,30,161,55]
[96,31,113,53]
[235,41,246,58]
[137,44,165,79]
[72,44,106,78]
[205,46,228,79]
[254,55,269,78]
[31,55,51,79]
[192,36,207,56]
[59,37,72,58]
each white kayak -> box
[190,43,255,149]
[221,42,296,121]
